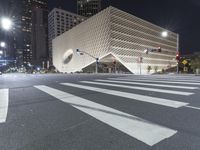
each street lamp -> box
[1,17,12,31]
[161,31,168,38]
[161,31,179,74]
[0,42,6,48]
[0,41,6,65]
[176,34,180,74]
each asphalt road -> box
[1,73,200,150]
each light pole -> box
[177,34,180,74]
[142,31,167,74]
[161,31,179,74]
[0,17,13,67]
[76,49,99,73]
[0,42,6,65]
[138,56,143,75]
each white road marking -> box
[130,76,200,81]
[96,79,198,90]
[109,78,200,86]
[80,81,194,96]
[185,106,200,110]
[127,78,200,83]
[60,83,188,108]
[0,89,9,123]
[35,85,177,146]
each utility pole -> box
[177,34,180,74]
[76,49,99,74]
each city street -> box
[1,73,200,150]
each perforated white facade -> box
[53,6,178,74]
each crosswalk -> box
[1,75,200,147]
[33,76,200,147]
[35,85,177,146]
[0,89,9,123]
[80,81,194,95]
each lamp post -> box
[177,34,179,74]
[0,41,6,65]
[142,31,168,75]
[0,17,13,67]
[76,49,99,73]
[161,31,179,74]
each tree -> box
[147,65,152,73]
[154,66,158,73]
[190,56,200,73]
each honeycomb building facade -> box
[53,7,178,74]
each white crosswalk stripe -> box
[60,82,188,108]
[80,81,194,96]
[121,78,200,83]
[109,78,200,85]
[0,89,9,123]
[34,85,177,146]
[95,79,199,90]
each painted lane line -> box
[185,106,200,110]
[122,76,200,80]
[126,78,200,83]
[34,85,177,146]
[0,89,9,123]
[109,78,200,86]
[80,81,194,96]
[60,83,188,108]
[96,79,198,90]
[111,77,200,82]
[113,77,200,83]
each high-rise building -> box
[31,0,48,67]
[77,0,101,17]
[31,7,48,67]
[48,8,86,64]
[7,0,48,67]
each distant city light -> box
[37,67,41,71]
[161,31,168,37]
[1,17,12,31]
[0,50,3,55]
[0,42,6,48]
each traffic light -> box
[176,52,180,61]
[96,58,99,64]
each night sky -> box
[49,0,200,54]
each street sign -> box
[184,67,188,72]
[182,60,188,65]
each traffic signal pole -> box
[76,49,99,74]
[95,58,99,74]
[177,34,179,74]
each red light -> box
[176,52,180,60]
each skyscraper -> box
[31,0,48,67]
[7,0,48,67]
[77,0,101,17]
